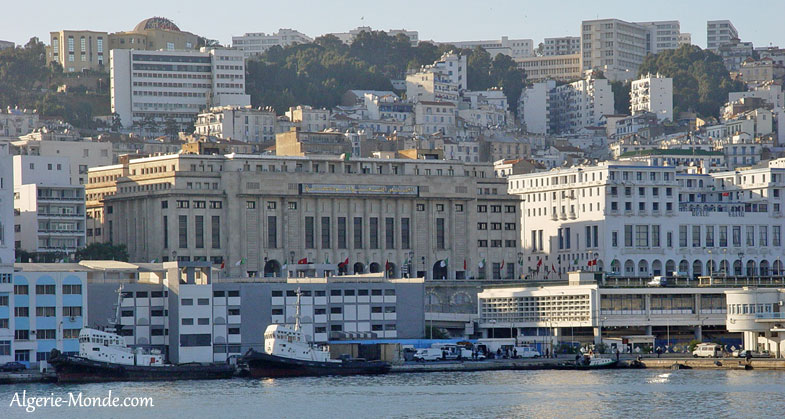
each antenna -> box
[295,287,302,332]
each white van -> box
[648,276,666,287]
[514,346,541,358]
[692,343,722,358]
[413,348,443,361]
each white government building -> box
[507,159,785,279]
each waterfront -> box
[2,369,784,418]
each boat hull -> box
[555,359,620,370]
[48,351,235,383]
[242,349,391,378]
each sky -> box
[3,0,785,50]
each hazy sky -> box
[4,0,784,49]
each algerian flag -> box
[403,257,409,265]
[150,258,158,263]
[479,259,485,268]
[573,257,579,265]
[440,258,448,268]
[235,257,246,266]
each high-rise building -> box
[549,73,614,134]
[630,74,673,121]
[232,29,313,57]
[110,48,250,132]
[446,36,534,60]
[48,30,109,72]
[580,19,648,81]
[542,37,581,56]
[707,20,739,51]
[636,20,681,54]
[406,52,466,103]
[515,54,582,82]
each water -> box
[2,369,784,418]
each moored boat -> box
[242,289,391,378]
[49,328,234,383]
[556,355,619,370]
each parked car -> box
[647,276,666,287]
[692,343,722,358]
[0,362,25,372]
[733,350,771,358]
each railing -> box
[601,275,785,288]
[755,312,785,320]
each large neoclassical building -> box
[86,153,521,280]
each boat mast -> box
[294,287,301,332]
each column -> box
[694,325,702,341]
[593,326,602,345]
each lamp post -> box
[517,252,523,279]
[738,251,744,277]
[489,319,496,339]
[421,256,426,280]
[408,251,414,279]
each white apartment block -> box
[636,21,681,54]
[519,80,554,135]
[0,108,40,138]
[581,19,647,82]
[1,144,12,269]
[728,83,785,109]
[0,40,13,50]
[678,33,692,46]
[231,29,313,57]
[111,48,250,133]
[13,156,85,254]
[195,106,277,143]
[507,160,785,281]
[542,37,581,56]
[630,74,673,121]
[443,140,481,163]
[548,74,614,134]
[447,37,534,60]
[329,27,418,46]
[707,20,738,51]
[285,106,330,132]
[406,52,466,103]
[515,54,582,82]
[11,138,112,185]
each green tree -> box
[425,325,450,339]
[638,44,745,118]
[110,112,123,132]
[75,243,129,262]
[164,117,179,140]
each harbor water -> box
[2,369,784,418]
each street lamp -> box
[421,256,426,280]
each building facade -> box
[542,37,581,56]
[707,20,739,51]
[636,20,681,54]
[85,154,522,281]
[446,37,534,60]
[630,74,673,121]
[507,160,785,280]
[195,106,277,144]
[580,19,647,81]
[515,54,581,82]
[108,17,199,53]
[548,74,614,134]
[0,108,40,138]
[111,48,250,132]
[48,30,108,73]
[232,29,313,57]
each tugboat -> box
[242,289,391,378]
[49,328,235,383]
[556,353,619,370]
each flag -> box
[325,256,330,264]
[552,264,556,273]
[722,192,730,196]
[235,258,246,266]
[385,260,391,271]
[338,257,349,267]
[220,261,225,269]
[340,152,352,161]
[297,257,309,264]
[440,258,448,268]
[479,259,485,268]
[500,260,505,270]
[150,258,157,263]
[463,259,467,270]
[537,258,542,267]
[574,257,579,265]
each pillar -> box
[694,325,702,342]
[593,326,602,345]
[645,325,652,336]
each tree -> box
[637,44,745,118]
[142,114,159,138]
[110,112,123,132]
[164,117,179,140]
[424,325,450,339]
[75,243,129,262]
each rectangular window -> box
[305,216,315,248]
[774,226,781,247]
[354,217,363,249]
[732,226,741,247]
[321,217,331,249]
[211,216,220,249]
[679,225,688,247]
[692,225,701,247]
[719,226,728,247]
[746,226,755,247]
[705,226,714,247]
[338,217,347,249]
[759,226,768,247]
[35,284,56,295]
[267,216,277,248]
[385,218,395,249]
[163,215,169,249]
[35,307,56,317]
[624,225,633,247]
[14,285,28,295]
[635,225,649,247]
[369,217,379,249]
[611,231,618,247]
[195,215,204,249]
[178,215,188,248]
[652,225,660,247]
[436,218,445,249]
[401,218,410,249]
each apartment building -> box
[637,20,681,54]
[1,265,86,366]
[548,73,614,134]
[446,37,533,60]
[707,20,739,51]
[406,52,466,103]
[519,80,554,134]
[108,17,199,53]
[328,27,418,46]
[580,19,648,81]
[195,106,277,144]
[0,148,10,365]
[232,29,313,57]
[85,154,521,281]
[507,159,785,280]
[542,37,581,56]
[414,101,456,136]
[0,108,40,138]
[275,129,350,156]
[630,74,673,121]
[11,138,112,185]
[285,106,330,132]
[725,288,785,356]
[111,48,250,133]
[13,156,86,256]
[515,54,582,82]
[87,261,424,363]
